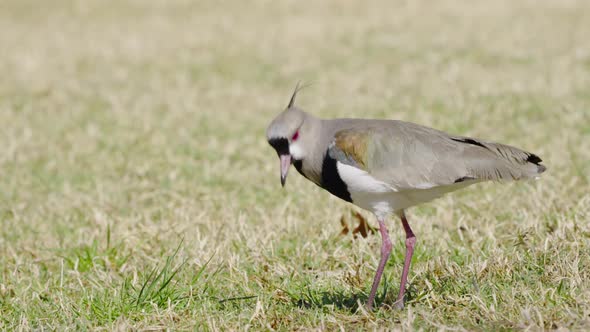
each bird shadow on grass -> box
[292,289,365,312]
[285,276,414,312]
[288,280,422,313]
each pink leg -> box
[366,217,392,310]
[394,210,416,309]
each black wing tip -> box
[526,153,546,173]
[526,153,542,164]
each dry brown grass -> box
[0,0,589,330]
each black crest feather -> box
[287,81,312,109]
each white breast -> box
[336,161,473,219]
[336,162,397,218]
[336,162,395,194]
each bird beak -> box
[280,154,291,187]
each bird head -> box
[266,83,309,187]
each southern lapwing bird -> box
[266,85,547,310]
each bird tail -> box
[456,138,547,181]
[487,142,546,178]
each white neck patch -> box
[289,141,305,160]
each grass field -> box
[1,0,590,330]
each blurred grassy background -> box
[0,0,589,330]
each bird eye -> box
[292,130,299,141]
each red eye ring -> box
[292,130,299,141]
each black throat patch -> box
[293,159,307,179]
[320,152,352,203]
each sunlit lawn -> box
[1,0,589,330]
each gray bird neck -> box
[294,113,328,185]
